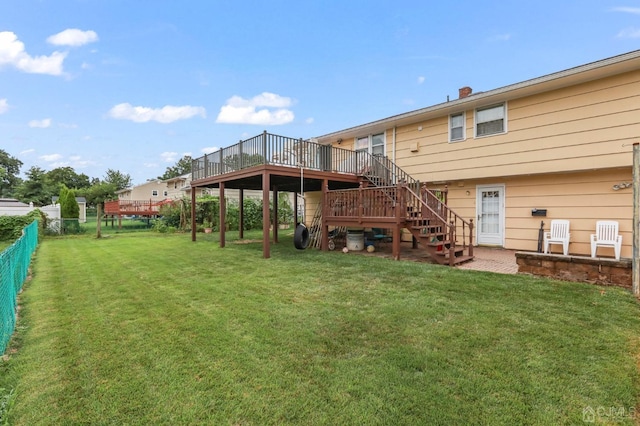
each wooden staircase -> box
[357,153,474,266]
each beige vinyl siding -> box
[441,168,632,257]
[393,71,640,183]
[303,192,322,226]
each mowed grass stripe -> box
[1,232,639,425]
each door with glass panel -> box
[476,185,505,246]
[355,133,385,175]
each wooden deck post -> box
[219,182,226,248]
[392,225,401,260]
[239,188,244,239]
[468,219,474,257]
[321,180,329,251]
[262,171,271,258]
[392,189,403,260]
[273,186,278,244]
[191,186,196,241]
[449,220,455,266]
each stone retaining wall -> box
[515,252,632,289]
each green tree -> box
[13,166,51,206]
[104,169,132,191]
[46,167,91,192]
[158,155,192,180]
[80,181,117,208]
[0,149,23,197]
[223,153,264,171]
[59,185,80,219]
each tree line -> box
[0,149,192,208]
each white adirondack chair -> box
[590,221,622,260]
[543,220,570,255]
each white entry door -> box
[476,185,505,246]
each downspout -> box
[392,126,397,163]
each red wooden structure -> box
[190,131,474,265]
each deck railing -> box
[326,183,473,257]
[192,131,365,180]
[326,186,400,220]
[104,200,169,215]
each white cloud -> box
[0,31,67,76]
[617,27,640,38]
[612,7,640,14]
[47,29,98,47]
[0,98,8,114]
[40,153,63,162]
[144,162,158,168]
[28,118,52,128]
[160,151,179,163]
[216,92,295,125]
[417,76,425,85]
[20,148,35,155]
[108,103,206,123]
[305,117,314,124]
[201,146,219,154]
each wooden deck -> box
[104,199,171,217]
[189,131,474,264]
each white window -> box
[475,103,506,137]
[152,190,158,196]
[163,191,168,197]
[355,133,385,156]
[449,112,465,142]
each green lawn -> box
[2,231,640,425]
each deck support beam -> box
[191,186,196,241]
[219,182,226,248]
[321,180,329,251]
[273,186,278,243]
[239,189,244,239]
[262,171,271,258]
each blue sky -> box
[1,1,640,185]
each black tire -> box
[294,223,310,250]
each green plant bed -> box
[1,233,639,425]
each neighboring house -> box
[51,196,87,222]
[0,198,34,216]
[0,198,61,224]
[312,49,640,258]
[117,179,172,201]
[122,174,280,203]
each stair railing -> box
[406,185,474,258]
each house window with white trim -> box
[475,103,506,137]
[449,112,465,142]
[355,132,385,156]
[152,190,158,196]
[163,191,168,197]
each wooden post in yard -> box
[239,188,244,239]
[191,186,196,241]
[273,186,279,244]
[96,204,102,239]
[262,171,271,258]
[220,182,226,248]
[633,143,639,296]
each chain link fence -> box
[0,220,39,355]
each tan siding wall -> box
[440,168,633,257]
[303,192,322,225]
[393,71,640,183]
